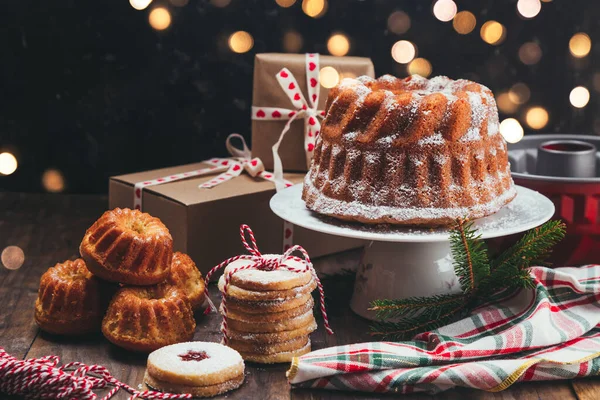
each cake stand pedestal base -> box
[270,184,555,321]
[350,241,460,319]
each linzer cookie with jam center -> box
[144,341,245,397]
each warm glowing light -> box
[517,0,541,19]
[302,0,327,18]
[283,30,303,53]
[525,106,549,130]
[569,33,591,58]
[130,0,152,11]
[169,0,188,6]
[570,86,590,108]
[497,92,518,114]
[387,11,411,34]
[480,21,506,45]
[210,0,231,6]
[508,83,531,105]
[0,152,17,176]
[1,246,24,270]
[327,33,350,56]
[500,118,524,143]
[319,67,340,89]
[148,7,171,31]
[518,42,542,65]
[432,0,457,22]
[452,11,476,35]
[408,58,432,78]
[391,40,416,64]
[42,169,65,193]
[340,72,356,79]
[276,0,296,7]
[228,31,254,53]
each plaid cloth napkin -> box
[288,265,600,394]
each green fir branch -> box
[369,219,566,341]
[450,219,490,293]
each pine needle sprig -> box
[370,219,566,341]
[450,219,490,293]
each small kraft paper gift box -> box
[251,53,375,172]
[109,156,365,274]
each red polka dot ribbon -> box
[251,53,326,191]
[0,347,191,400]
[132,134,295,253]
[203,224,334,344]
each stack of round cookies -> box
[218,256,317,363]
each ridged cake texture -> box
[35,258,110,335]
[80,208,173,285]
[102,284,196,352]
[167,252,206,310]
[302,74,516,226]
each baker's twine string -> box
[0,347,191,400]
[204,224,333,344]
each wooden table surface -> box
[0,191,598,400]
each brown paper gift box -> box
[251,53,375,172]
[109,162,365,274]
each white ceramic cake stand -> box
[270,184,555,320]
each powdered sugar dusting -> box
[223,256,310,286]
[418,132,444,145]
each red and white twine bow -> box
[251,53,325,190]
[0,347,190,400]
[204,225,333,344]
[133,134,293,211]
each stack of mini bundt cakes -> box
[218,256,317,363]
[34,208,206,353]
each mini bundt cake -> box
[80,208,173,285]
[102,284,196,352]
[168,252,206,310]
[302,74,517,226]
[35,259,110,335]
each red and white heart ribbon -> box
[132,133,295,251]
[251,53,325,190]
[203,224,333,344]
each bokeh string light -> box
[497,92,519,114]
[500,118,524,143]
[569,86,590,108]
[391,40,416,64]
[0,152,17,176]
[517,0,542,19]
[302,0,327,18]
[480,21,506,45]
[327,33,350,56]
[509,83,531,105]
[387,11,411,34]
[275,0,296,7]
[129,0,152,11]
[525,106,549,129]
[148,7,171,31]
[569,33,591,58]
[408,58,432,78]
[432,0,457,22]
[452,11,476,35]
[229,31,254,53]
[282,30,303,52]
[518,42,542,65]
[42,169,65,193]
[1,246,25,271]
[319,67,339,88]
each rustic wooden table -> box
[0,192,598,399]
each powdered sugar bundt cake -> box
[168,252,205,310]
[80,208,173,285]
[302,74,517,226]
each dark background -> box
[0,0,597,193]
